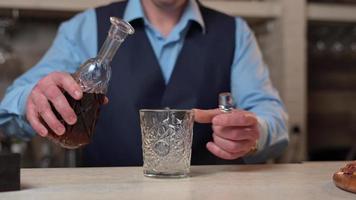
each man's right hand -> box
[26,72,83,137]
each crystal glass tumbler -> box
[139,109,194,178]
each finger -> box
[103,96,109,105]
[212,110,257,126]
[42,84,77,125]
[193,108,222,123]
[206,142,246,160]
[32,92,65,135]
[52,72,82,100]
[212,125,259,141]
[26,100,48,137]
[212,134,253,153]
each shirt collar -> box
[123,0,205,33]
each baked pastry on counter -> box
[333,161,356,193]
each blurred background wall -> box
[0,0,355,167]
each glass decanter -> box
[46,17,134,149]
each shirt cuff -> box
[0,83,37,138]
[256,116,269,153]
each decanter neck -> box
[97,36,122,63]
[97,17,135,63]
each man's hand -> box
[194,109,260,160]
[26,72,83,137]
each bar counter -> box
[1,162,355,200]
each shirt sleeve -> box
[231,18,289,163]
[0,9,98,139]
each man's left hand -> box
[194,109,260,160]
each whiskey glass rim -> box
[139,109,193,113]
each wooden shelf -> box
[308,3,356,22]
[0,0,281,19]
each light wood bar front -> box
[0,162,355,200]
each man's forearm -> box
[0,115,35,140]
[0,84,36,139]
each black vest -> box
[83,1,241,166]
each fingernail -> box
[69,116,77,125]
[206,142,213,149]
[75,90,82,99]
[40,129,48,137]
[57,126,65,135]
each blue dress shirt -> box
[0,0,288,162]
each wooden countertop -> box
[0,162,355,200]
